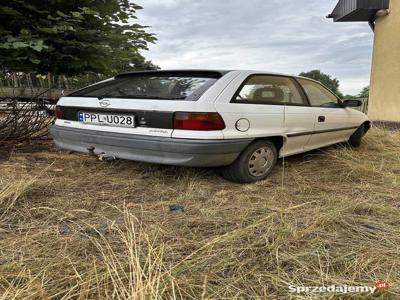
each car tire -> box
[220,140,278,183]
[348,124,365,148]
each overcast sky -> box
[136,0,373,95]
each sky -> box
[135,0,374,95]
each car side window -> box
[233,75,308,106]
[297,79,339,107]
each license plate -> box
[78,112,135,128]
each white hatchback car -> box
[51,70,370,183]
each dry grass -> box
[0,128,399,299]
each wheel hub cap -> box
[248,147,274,177]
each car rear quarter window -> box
[233,75,308,106]
[297,79,339,107]
[68,74,220,101]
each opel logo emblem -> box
[99,100,110,107]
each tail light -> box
[173,112,225,131]
[55,106,62,119]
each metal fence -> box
[348,98,369,114]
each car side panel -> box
[213,72,285,140]
[217,104,285,139]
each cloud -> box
[136,0,373,95]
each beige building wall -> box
[369,0,400,122]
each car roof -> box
[116,69,305,77]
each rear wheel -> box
[348,124,365,148]
[220,140,277,183]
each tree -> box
[299,70,343,98]
[0,1,157,76]
[342,94,357,100]
[358,86,369,98]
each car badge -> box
[99,99,110,107]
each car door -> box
[296,78,357,150]
[279,78,315,157]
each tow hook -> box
[98,153,116,162]
[87,146,116,161]
[87,146,96,157]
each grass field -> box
[0,128,399,299]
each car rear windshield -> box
[68,73,221,101]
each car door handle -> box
[318,116,326,122]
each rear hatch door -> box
[56,71,223,138]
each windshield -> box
[68,75,219,101]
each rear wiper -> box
[97,94,110,100]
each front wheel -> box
[348,124,365,148]
[220,140,277,183]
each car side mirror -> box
[343,100,362,107]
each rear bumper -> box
[50,125,253,167]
